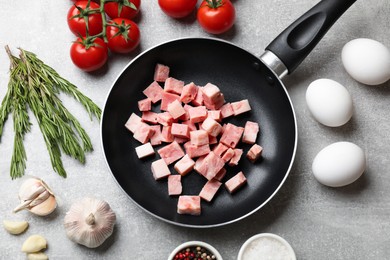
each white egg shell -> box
[312,142,366,187]
[306,79,353,127]
[342,38,390,85]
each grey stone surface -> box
[0,0,389,259]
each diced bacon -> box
[188,106,207,123]
[174,154,195,176]
[247,144,263,163]
[164,77,184,95]
[167,99,186,119]
[177,196,201,215]
[242,121,259,144]
[228,149,243,166]
[214,168,227,181]
[171,123,189,138]
[174,137,188,144]
[220,103,234,119]
[133,123,155,144]
[154,63,170,82]
[191,87,204,106]
[138,98,152,112]
[194,155,206,174]
[143,81,164,103]
[190,130,209,146]
[204,94,225,110]
[221,148,235,163]
[201,117,222,137]
[199,179,222,202]
[213,143,228,157]
[202,83,225,110]
[168,175,182,196]
[150,125,162,146]
[184,142,210,158]
[207,110,222,122]
[196,152,225,180]
[157,112,174,126]
[161,126,174,143]
[209,135,218,145]
[161,92,181,111]
[157,141,185,165]
[125,113,142,133]
[180,82,198,103]
[151,159,171,180]
[231,99,251,116]
[142,111,159,124]
[179,104,192,121]
[135,142,155,159]
[182,120,197,131]
[225,171,247,193]
[220,123,244,148]
[220,123,227,135]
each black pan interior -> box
[101,38,296,227]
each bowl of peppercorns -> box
[168,241,223,260]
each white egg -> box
[312,142,366,187]
[342,38,390,85]
[306,79,353,127]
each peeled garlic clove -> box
[3,220,29,235]
[21,235,47,253]
[29,195,57,216]
[27,252,49,260]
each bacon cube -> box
[201,117,222,137]
[231,99,251,116]
[161,126,174,143]
[150,125,162,146]
[220,123,244,148]
[190,130,209,146]
[188,106,207,123]
[212,143,229,157]
[174,154,195,176]
[180,82,198,103]
[151,159,171,180]
[133,122,155,144]
[164,77,184,95]
[221,148,235,163]
[220,103,234,119]
[207,110,222,122]
[199,179,222,202]
[157,141,185,165]
[177,196,201,215]
[174,137,188,144]
[202,83,225,110]
[196,152,225,180]
[142,111,159,124]
[171,123,189,138]
[214,168,227,181]
[161,92,181,111]
[194,155,206,173]
[125,113,142,133]
[247,144,263,163]
[157,112,174,126]
[208,135,218,145]
[182,120,197,132]
[135,142,155,159]
[154,63,170,82]
[138,98,152,112]
[184,142,210,159]
[143,81,164,103]
[225,171,247,193]
[167,99,186,119]
[168,175,182,196]
[228,149,243,166]
[191,87,204,106]
[242,121,259,144]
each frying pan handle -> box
[265,0,357,75]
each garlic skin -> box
[64,198,116,248]
[14,177,57,216]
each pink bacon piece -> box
[164,77,185,95]
[180,82,198,104]
[135,142,155,159]
[242,121,259,144]
[219,123,244,148]
[177,196,201,215]
[225,171,247,193]
[157,141,185,165]
[143,81,164,103]
[247,144,263,163]
[138,98,152,112]
[161,92,181,111]
[154,63,170,82]
[171,123,190,139]
[125,113,142,133]
[184,142,210,159]
[142,111,159,124]
[199,179,222,202]
[231,99,251,116]
[196,151,225,180]
[168,175,182,196]
[151,159,171,180]
[174,154,195,176]
[228,149,243,166]
[190,130,209,146]
[133,122,155,144]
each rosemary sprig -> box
[0,46,101,179]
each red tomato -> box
[158,0,197,18]
[67,1,103,37]
[104,0,141,20]
[106,18,141,53]
[70,37,108,72]
[197,0,235,34]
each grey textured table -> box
[1,0,389,259]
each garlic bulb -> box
[64,197,116,248]
[14,177,57,216]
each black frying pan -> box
[101,0,356,227]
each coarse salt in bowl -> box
[168,241,223,260]
[237,233,296,260]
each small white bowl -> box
[168,241,223,260]
[237,233,296,260]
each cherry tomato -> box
[106,18,141,53]
[197,0,235,34]
[70,37,108,72]
[67,1,103,37]
[104,0,141,20]
[158,0,197,18]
